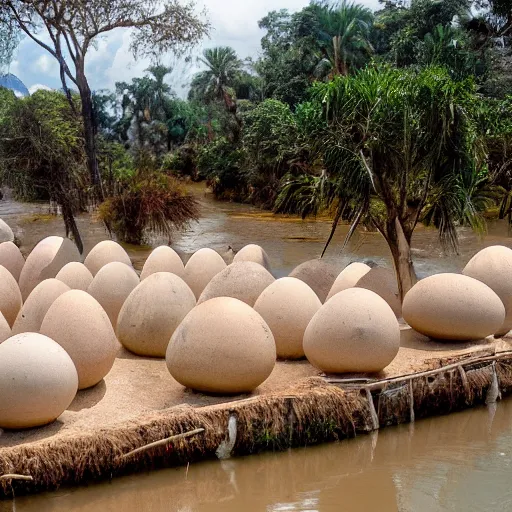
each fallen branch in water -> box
[118,428,205,461]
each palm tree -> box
[191,47,242,109]
[146,64,173,121]
[313,0,374,79]
[276,66,491,301]
[189,46,244,141]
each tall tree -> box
[189,47,242,109]
[189,46,243,140]
[0,0,209,200]
[314,0,374,78]
[276,66,488,301]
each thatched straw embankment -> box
[1,350,512,498]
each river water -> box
[3,184,512,278]
[3,186,512,511]
[10,401,512,512]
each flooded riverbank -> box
[8,399,512,512]
[2,184,512,278]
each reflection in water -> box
[12,399,512,512]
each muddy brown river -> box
[8,402,512,512]
[2,185,512,511]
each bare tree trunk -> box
[389,218,417,302]
[76,66,103,201]
[59,194,84,254]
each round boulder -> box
[0,312,11,344]
[304,288,400,373]
[140,246,184,280]
[326,262,371,301]
[40,290,119,389]
[233,244,271,271]
[184,248,227,300]
[56,262,93,291]
[166,297,276,394]
[254,277,321,359]
[462,246,512,336]
[0,219,14,243]
[198,262,275,307]
[84,240,132,277]
[0,264,22,327]
[355,267,402,318]
[0,333,78,429]
[88,262,139,327]
[117,272,196,357]
[19,236,80,301]
[0,241,24,281]
[12,278,70,335]
[289,259,341,303]
[403,273,505,341]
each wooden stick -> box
[0,474,33,481]
[119,428,204,461]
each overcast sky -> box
[7,0,381,96]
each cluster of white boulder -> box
[0,225,510,431]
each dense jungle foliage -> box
[0,0,511,292]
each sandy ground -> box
[1,329,511,448]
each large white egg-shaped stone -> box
[40,290,119,389]
[0,241,24,282]
[403,273,505,340]
[0,219,14,243]
[355,267,402,318]
[12,278,70,335]
[289,259,340,303]
[304,288,400,373]
[233,244,271,271]
[117,272,196,357]
[198,262,275,307]
[0,312,11,344]
[184,248,227,299]
[0,264,22,327]
[84,240,132,276]
[326,262,371,301]
[19,236,80,301]
[462,246,512,336]
[254,277,321,359]
[55,262,93,291]
[166,297,276,393]
[140,246,184,280]
[0,333,78,428]
[88,262,139,327]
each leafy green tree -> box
[1,0,209,198]
[416,24,483,79]
[276,66,488,300]
[242,99,299,206]
[256,9,317,107]
[0,90,87,251]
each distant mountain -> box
[0,73,29,97]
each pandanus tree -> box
[276,66,490,301]
[313,0,374,79]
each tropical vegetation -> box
[0,0,511,297]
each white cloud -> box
[29,83,52,94]
[16,0,383,94]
